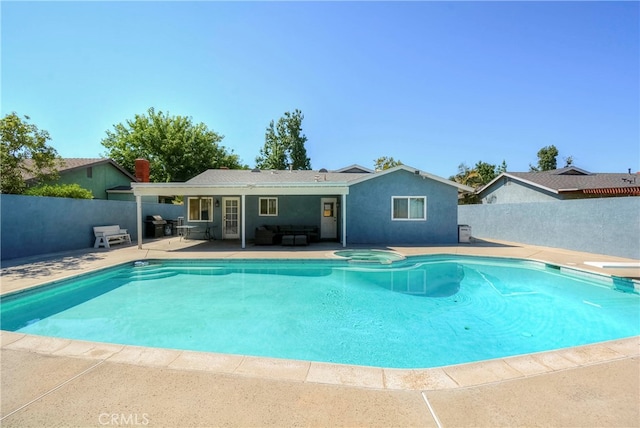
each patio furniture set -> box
[254,225,319,246]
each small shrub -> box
[25,183,93,199]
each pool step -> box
[118,270,179,281]
[120,265,228,281]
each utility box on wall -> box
[458,225,471,243]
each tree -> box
[101,108,243,182]
[529,145,558,172]
[450,160,507,205]
[450,163,481,205]
[0,112,61,194]
[451,163,482,187]
[497,160,508,175]
[257,120,288,170]
[451,160,507,188]
[255,109,311,170]
[374,156,403,171]
[474,160,507,184]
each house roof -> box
[187,165,473,191]
[22,158,137,182]
[332,164,375,174]
[106,185,134,193]
[348,165,474,191]
[186,168,370,185]
[132,164,473,197]
[479,167,640,196]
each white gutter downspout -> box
[241,193,246,249]
[342,193,347,247]
[136,195,143,249]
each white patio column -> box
[136,195,143,249]
[342,193,347,247]
[241,193,246,249]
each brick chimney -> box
[135,159,150,182]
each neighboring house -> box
[477,167,640,204]
[131,164,473,248]
[23,158,137,200]
[23,158,160,202]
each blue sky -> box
[2,1,638,178]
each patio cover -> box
[131,181,351,249]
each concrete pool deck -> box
[1,238,639,427]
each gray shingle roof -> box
[478,167,640,196]
[132,164,474,194]
[183,165,474,192]
[507,169,639,191]
[186,169,371,185]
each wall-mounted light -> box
[215,199,220,207]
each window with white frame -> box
[259,197,278,216]
[392,196,426,221]
[188,197,213,221]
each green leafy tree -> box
[529,145,559,172]
[25,183,93,199]
[497,160,508,174]
[450,160,507,204]
[450,163,481,205]
[0,112,61,194]
[451,163,482,187]
[474,160,507,184]
[101,108,243,182]
[255,109,311,170]
[374,156,403,171]
[257,120,288,170]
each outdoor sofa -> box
[254,225,319,245]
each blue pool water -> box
[1,256,638,368]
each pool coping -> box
[2,239,639,392]
[1,330,638,391]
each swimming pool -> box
[1,255,638,369]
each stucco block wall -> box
[459,197,640,259]
[347,170,460,244]
[1,194,182,260]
